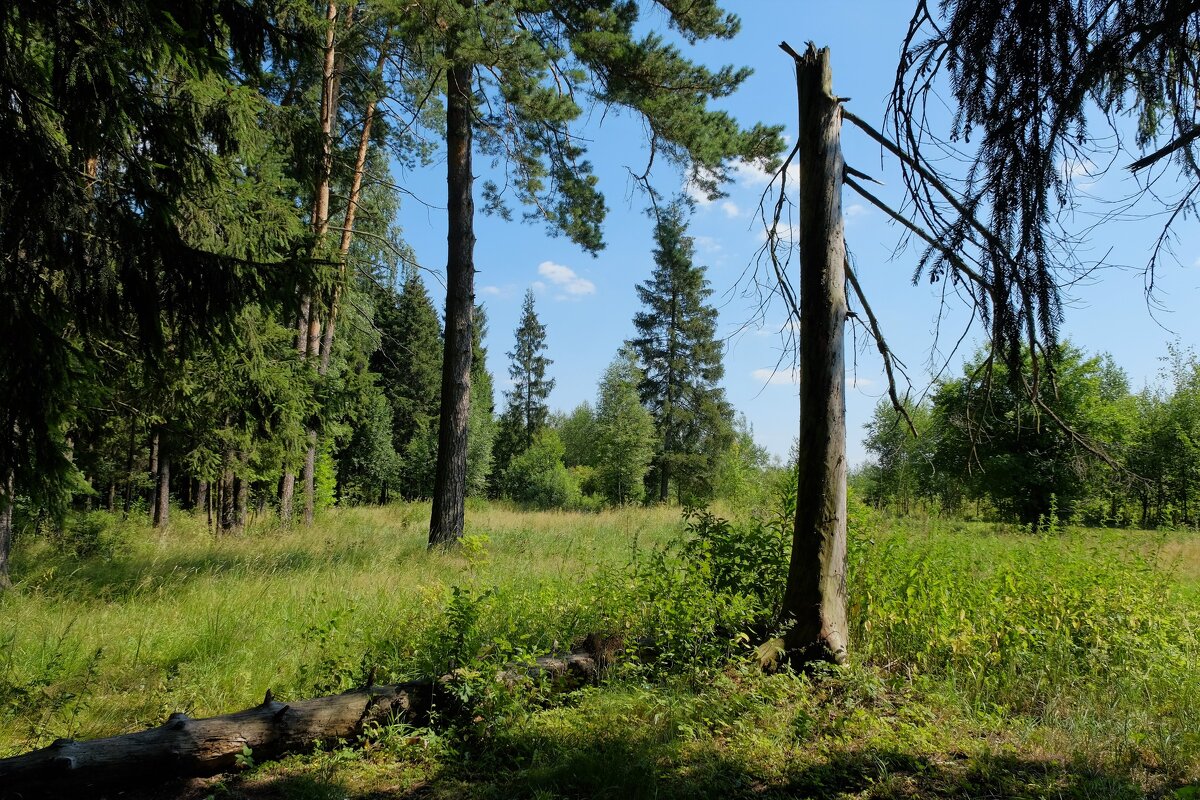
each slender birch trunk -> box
[779,44,849,666]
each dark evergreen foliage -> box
[0,0,310,512]
[628,202,731,502]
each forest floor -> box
[2,502,1198,799]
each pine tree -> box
[410,1,785,544]
[628,202,731,502]
[595,349,657,505]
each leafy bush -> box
[500,430,580,509]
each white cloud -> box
[684,179,714,207]
[537,261,595,298]
[849,376,874,389]
[481,285,503,296]
[1062,158,1095,181]
[694,235,723,254]
[845,203,866,218]
[753,366,800,386]
[735,159,800,189]
[758,222,799,243]
[531,280,547,292]
[721,200,742,218]
[1193,256,1200,268]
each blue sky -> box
[389,1,1200,465]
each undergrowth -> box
[1,498,1197,798]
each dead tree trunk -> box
[779,43,849,666]
[429,57,476,547]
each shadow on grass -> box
[169,730,1160,800]
[11,535,427,603]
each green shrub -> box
[500,430,580,510]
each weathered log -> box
[0,683,435,798]
[500,652,599,688]
[0,633,628,797]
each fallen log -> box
[0,683,435,798]
[0,651,604,797]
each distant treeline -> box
[856,342,1200,529]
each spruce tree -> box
[467,304,497,497]
[510,290,555,449]
[628,201,731,502]
[372,268,444,499]
[0,0,310,574]
[494,290,554,486]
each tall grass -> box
[849,511,1200,771]
[1,499,1197,790]
[0,503,682,755]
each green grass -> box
[2,502,1199,799]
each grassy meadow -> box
[1,501,1199,799]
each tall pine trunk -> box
[298,0,343,526]
[284,1,340,525]
[429,59,476,546]
[780,45,849,666]
[319,29,387,375]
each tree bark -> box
[219,452,237,534]
[429,57,476,547]
[235,474,249,529]
[295,1,344,527]
[779,44,849,667]
[319,28,387,376]
[301,432,317,526]
[196,480,208,520]
[0,468,13,590]
[123,414,136,515]
[153,452,170,530]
